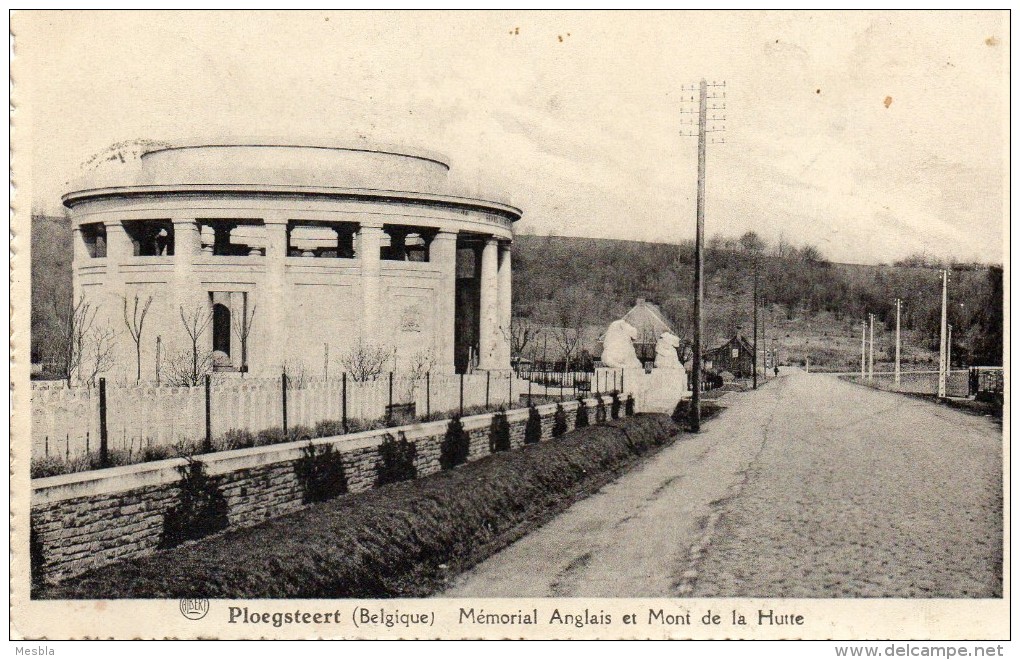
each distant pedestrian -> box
[774,365,779,377]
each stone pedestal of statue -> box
[641,366,689,414]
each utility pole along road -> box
[443,371,1002,598]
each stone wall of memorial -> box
[32,396,612,585]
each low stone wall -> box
[31,396,610,585]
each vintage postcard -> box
[9,10,1009,643]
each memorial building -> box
[65,143,521,379]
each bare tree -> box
[402,347,435,400]
[503,316,537,367]
[173,303,213,387]
[82,324,118,387]
[52,295,99,387]
[554,313,587,373]
[164,349,214,388]
[339,338,395,382]
[231,301,257,372]
[122,294,153,384]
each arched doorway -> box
[212,303,231,357]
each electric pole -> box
[861,321,866,379]
[868,313,875,380]
[680,79,725,431]
[894,299,901,387]
[752,257,759,389]
[947,323,953,377]
[938,269,948,398]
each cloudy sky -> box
[16,10,1008,264]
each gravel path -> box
[443,371,1002,597]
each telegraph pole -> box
[860,321,867,379]
[947,323,953,377]
[894,298,902,387]
[938,269,948,398]
[752,257,759,389]
[680,79,725,430]
[690,78,707,430]
[868,313,875,380]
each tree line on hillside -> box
[511,233,1003,368]
[28,215,1004,377]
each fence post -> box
[613,370,618,393]
[528,376,532,405]
[485,371,490,409]
[460,372,464,416]
[281,369,288,439]
[342,372,348,433]
[204,374,212,453]
[508,371,513,408]
[387,371,394,421]
[426,371,431,418]
[621,369,625,394]
[98,377,109,466]
[560,370,564,401]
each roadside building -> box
[706,334,755,379]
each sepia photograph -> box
[9,9,1008,643]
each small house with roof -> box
[705,334,755,379]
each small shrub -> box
[295,441,348,504]
[595,397,608,424]
[489,408,511,453]
[160,458,229,549]
[524,404,542,444]
[611,392,622,420]
[289,425,314,442]
[575,399,589,428]
[552,403,567,438]
[440,416,470,470]
[375,432,417,486]
[218,428,255,451]
[255,427,288,447]
[314,419,347,438]
[625,394,635,416]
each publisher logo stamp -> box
[180,598,210,621]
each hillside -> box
[510,233,1002,370]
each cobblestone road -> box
[444,371,1002,597]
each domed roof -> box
[137,144,452,193]
[64,142,520,218]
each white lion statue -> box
[654,331,682,369]
[601,319,642,369]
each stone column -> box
[263,216,289,375]
[359,222,384,342]
[430,230,458,373]
[172,219,202,321]
[477,236,499,370]
[103,221,132,380]
[104,220,132,261]
[497,242,512,370]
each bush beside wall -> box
[30,398,603,586]
[43,414,681,599]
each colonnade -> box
[73,217,513,376]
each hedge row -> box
[43,413,681,599]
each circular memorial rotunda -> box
[64,144,521,379]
